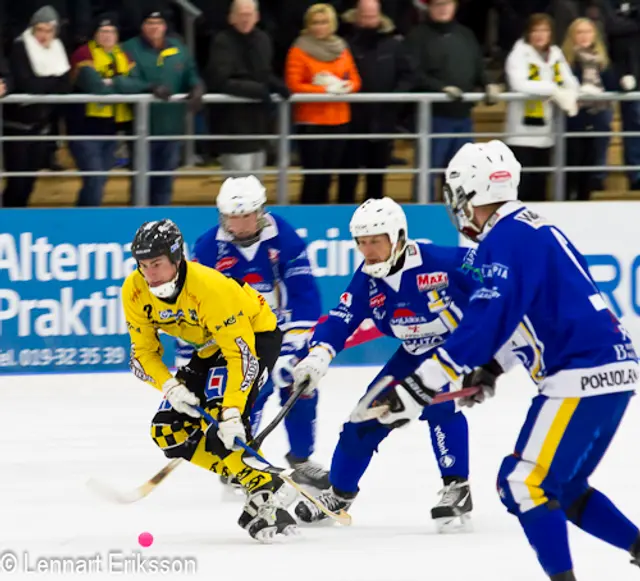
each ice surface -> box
[1,366,639,580]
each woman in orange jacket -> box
[285,3,361,204]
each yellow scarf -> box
[523,62,564,127]
[86,41,133,123]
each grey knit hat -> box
[30,6,60,27]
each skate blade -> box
[434,513,472,534]
[253,524,299,544]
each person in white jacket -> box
[505,13,580,201]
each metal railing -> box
[1,91,639,206]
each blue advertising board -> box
[0,205,458,374]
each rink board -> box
[0,202,639,374]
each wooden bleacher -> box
[25,102,638,207]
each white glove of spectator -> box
[580,83,603,95]
[217,408,246,451]
[621,75,637,91]
[293,347,332,395]
[326,80,352,94]
[551,86,578,117]
[313,72,342,87]
[162,377,200,418]
[484,83,501,105]
[443,86,464,101]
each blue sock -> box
[570,488,639,551]
[283,391,318,460]
[519,504,573,576]
[329,421,391,495]
[425,408,469,479]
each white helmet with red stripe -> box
[444,140,521,240]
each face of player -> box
[138,255,178,288]
[529,24,551,51]
[357,235,393,265]
[573,21,596,48]
[225,212,260,241]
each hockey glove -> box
[162,377,201,418]
[459,359,503,408]
[217,408,247,451]
[292,346,332,395]
[377,374,437,429]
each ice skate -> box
[431,478,473,533]
[294,487,355,524]
[286,453,331,491]
[238,476,298,543]
[630,535,640,568]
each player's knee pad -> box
[496,454,528,515]
[150,419,202,460]
[338,420,391,457]
[563,486,595,526]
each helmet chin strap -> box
[362,239,407,279]
[148,269,180,299]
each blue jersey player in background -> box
[291,197,475,532]
[369,141,640,581]
[180,175,328,490]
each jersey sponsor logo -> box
[340,292,353,307]
[470,287,501,301]
[268,248,280,262]
[204,367,228,401]
[285,266,313,278]
[215,257,238,272]
[243,272,273,293]
[369,293,386,308]
[580,367,638,391]
[329,308,354,324]
[129,347,155,384]
[235,337,260,392]
[515,209,547,229]
[390,308,448,341]
[417,272,449,292]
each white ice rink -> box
[2,366,639,580]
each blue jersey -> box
[192,212,322,334]
[311,241,472,357]
[436,202,638,398]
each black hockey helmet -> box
[131,219,184,264]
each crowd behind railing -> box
[1,0,640,207]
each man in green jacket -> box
[123,7,204,205]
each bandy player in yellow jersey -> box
[121,219,298,542]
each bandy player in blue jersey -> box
[291,197,476,531]
[358,141,640,580]
[179,176,328,490]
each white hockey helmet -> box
[349,197,408,278]
[216,175,267,246]
[444,140,521,241]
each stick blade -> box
[86,477,149,504]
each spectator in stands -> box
[206,0,289,178]
[504,13,579,201]
[123,7,204,206]
[405,0,499,196]
[67,14,149,207]
[285,3,361,204]
[562,17,617,200]
[2,6,71,208]
[599,0,640,190]
[340,0,416,36]
[338,0,415,202]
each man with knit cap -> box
[123,6,204,205]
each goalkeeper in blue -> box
[358,140,639,581]
[291,197,475,532]
[178,176,328,490]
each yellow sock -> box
[188,437,232,478]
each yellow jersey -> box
[121,261,277,411]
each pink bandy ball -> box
[138,532,154,547]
